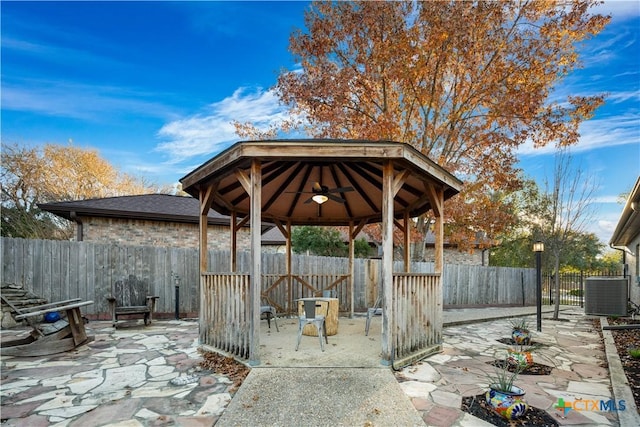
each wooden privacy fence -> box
[2,237,538,318]
[1,238,200,319]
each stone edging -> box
[601,316,640,425]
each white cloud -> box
[606,89,640,103]
[518,111,640,156]
[154,87,293,164]
[1,35,127,70]
[594,1,640,21]
[594,194,625,204]
[1,78,175,120]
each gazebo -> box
[180,139,462,366]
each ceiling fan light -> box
[312,194,329,204]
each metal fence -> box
[542,270,623,307]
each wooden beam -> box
[200,185,216,215]
[329,164,354,218]
[335,163,379,212]
[393,219,405,233]
[350,219,367,240]
[273,219,290,239]
[199,188,214,273]
[424,181,443,218]
[235,215,249,230]
[235,168,251,194]
[393,169,411,196]
[249,159,261,366]
[229,171,250,273]
[429,185,444,274]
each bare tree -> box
[534,147,598,319]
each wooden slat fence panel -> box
[200,273,250,359]
[392,273,441,367]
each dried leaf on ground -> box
[198,349,250,390]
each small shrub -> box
[629,348,640,359]
[568,289,584,297]
[486,354,524,392]
[510,318,530,332]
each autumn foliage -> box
[1,142,157,239]
[237,0,609,253]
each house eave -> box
[609,177,640,247]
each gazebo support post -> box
[230,211,237,272]
[249,159,261,365]
[198,187,215,334]
[403,211,410,272]
[380,160,394,365]
[285,221,292,313]
[426,184,445,340]
[349,221,355,318]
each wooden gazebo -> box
[180,139,462,366]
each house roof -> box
[180,139,462,226]
[260,226,375,246]
[38,194,274,232]
[609,176,640,247]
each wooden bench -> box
[0,299,94,357]
[107,275,159,328]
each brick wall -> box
[423,247,487,266]
[80,216,251,250]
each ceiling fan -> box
[301,182,354,204]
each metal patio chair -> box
[365,296,383,336]
[295,299,328,351]
[260,304,279,331]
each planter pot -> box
[485,384,528,420]
[512,328,531,345]
[507,349,533,369]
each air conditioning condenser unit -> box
[584,277,628,316]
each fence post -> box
[580,270,584,308]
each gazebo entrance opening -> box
[180,140,461,367]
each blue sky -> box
[2,1,639,245]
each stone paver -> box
[395,307,636,426]
[1,321,231,427]
[1,307,637,426]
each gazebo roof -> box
[180,139,462,226]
